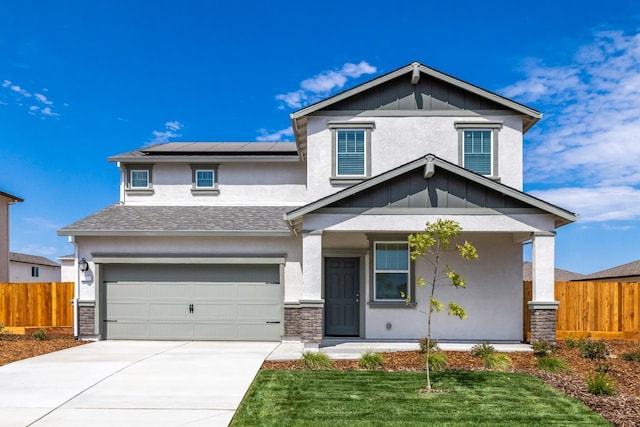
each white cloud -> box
[2,79,61,117]
[530,186,640,222]
[40,107,58,117]
[502,30,640,223]
[256,127,293,142]
[23,216,62,230]
[17,244,59,257]
[10,84,31,97]
[34,93,53,105]
[275,61,377,109]
[150,121,183,144]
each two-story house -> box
[59,62,577,344]
[0,189,23,282]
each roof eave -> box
[57,229,293,237]
[107,155,300,163]
[284,154,577,228]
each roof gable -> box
[290,62,541,159]
[284,154,577,234]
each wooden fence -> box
[524,281,640,341]
[0,282,74,328]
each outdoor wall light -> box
[78,258,89,272]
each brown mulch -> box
[264,341,640,427]
[0,333,87,367]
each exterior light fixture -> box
[79,258,89,272]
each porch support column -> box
[295,231,323,344]
[528,231,559,344]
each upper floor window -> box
[31,266,39,277]
[328,121,374,184]
[337,130,365,176]
[130,170,149,188]
[124,164,154,194]
[455,122,502,178]
[196,170,214,188]
[190,164,220,195]
[463,130,492,175]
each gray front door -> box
[324,257,359,336]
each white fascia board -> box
[107,155,300,163]
[92,255,287,264]
[58,230,293,237]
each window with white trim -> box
[196,170,214,188]
[336,129,366,176]
[31,266,39,277]
[130,170,149,188]
[374,242,410,301]
[455,122,502,178]
[190,164,219,194]
[328,121,374,183]
[463,130,492,175]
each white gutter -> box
[69,235,79,339]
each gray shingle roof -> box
[10,252,61,267]
[522,261,584,281]
[58,205,295,236]
[109,142,298,162]
[581,259,640,281]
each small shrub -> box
[0,322,12,338]
[300,351,333,370]
[419,337,439,353]
[595,362,611,374]
[579,339,609,360]
[470,342,495,359]
[621,350,640,362]
[536,356,569,373]
[532,341,554,357]
[425,352,447,372]
[32,329,47,341]
[586,373,617,396]
[359,351,384,369]
[565,334,587,349]
[483,353,511,371]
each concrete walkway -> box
[0,341,277,427]
[268,340,532,360]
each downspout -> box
[69,235,79,340]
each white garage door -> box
[102,264,282,341]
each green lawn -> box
[231,370,610,426]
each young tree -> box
[406,219,478,391]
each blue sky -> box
[1,1,639,274]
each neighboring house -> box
[579,260,640,282]
[523,261,584,282]
[59,62,577,344]
[58,254,77,283]
[0,190,23,282]
[9,252,61,282]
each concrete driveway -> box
[0,340,278,427]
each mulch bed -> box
[0,334,87,367]
[263,341,640,427]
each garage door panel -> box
[194,283,236,298]
[149,322,193,339]
[108,302,149,318]
[104,264,282,341]
[149,302,191,318]
[238,283,280,299]
[237,303,281,319]
[107,283,149,298]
